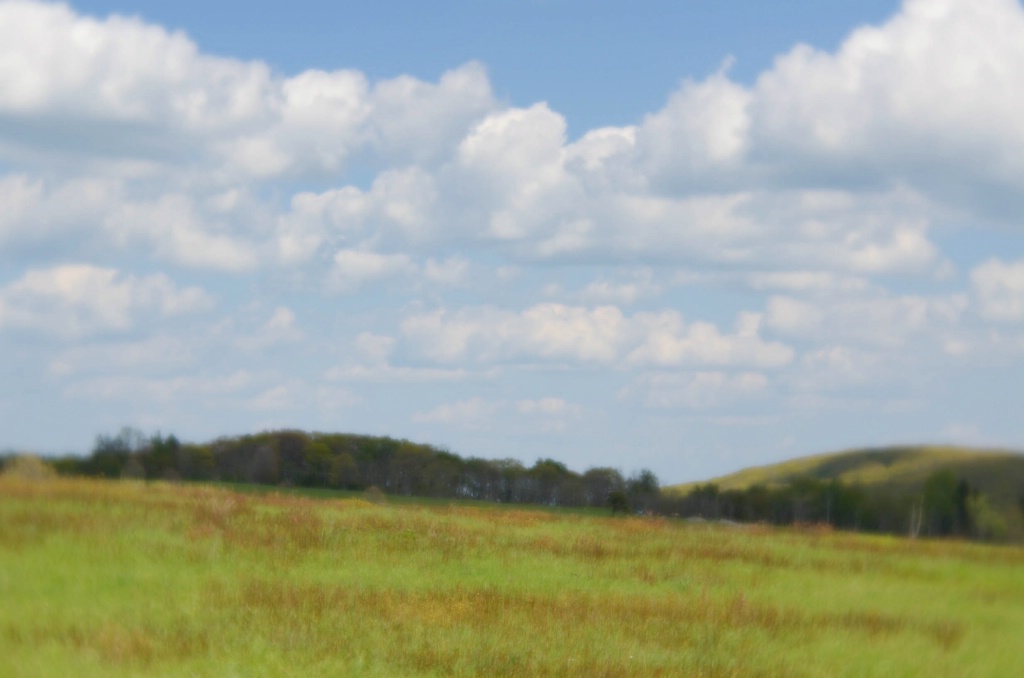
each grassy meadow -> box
[2,474,1023,677]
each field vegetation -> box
[26,430,1024,543]
[3,467,1023,676]
[664,446,1024,541]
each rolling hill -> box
[669,445,1024,510]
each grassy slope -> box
[3,475,1024,677]
[668,445,1024,505]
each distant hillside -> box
[669,446,1024,510]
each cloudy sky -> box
[3,0,1024,483]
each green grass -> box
[214,481,609,517]
[3,475,1024,676]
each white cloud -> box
[239,68,369,176]
[625,311,793,368]
[0,1,273,155]
[455,103,582,243]
[368,62,495,164]
[637,68,752,186]
[276,167,438,264]
[7,0,1013,281]
[401,303,792,368]
[0,3,494,179]
[0,176,260,271]
[0,265,212,338]
[750,0,1024,200]
[2,0,1023,283]
[401,304,627,364]
[0,175,119,250]
[765,291,967,346]
[7,0,1024,477]
[971,258,1024,322]
[105,194,259,271]
[328,249,416,292]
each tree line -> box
[42,427,661,511]
[658,471,1011,540]
[11,427,1017,540]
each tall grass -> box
[2,475,1022,676]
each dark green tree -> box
[608,490,629,515]
[627,469,659,513]
[923,470,958,536]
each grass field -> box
[2,474,1023,677]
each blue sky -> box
[3,0,1024,483]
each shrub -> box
[2,454,57,481]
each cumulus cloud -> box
[401,304,626,364]
[0,176,261,271]
[751,0,1024,197]
[276,167,438,264]
[7,0,1024,470]
[224,62,494,179]
[637,68,752,188]
[0,265,213,338]
[625,311,794,368]
[0,2,494,175]
[6,0,1019,278]
[401,303,792,368]
[0,1,273,159]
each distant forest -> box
[12,427,1020,541]
[40,427,662,512]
